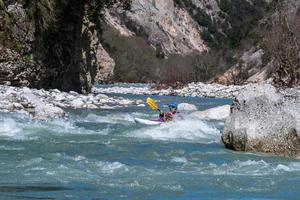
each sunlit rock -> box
[178,103,197,111]
[222,84,300,158]
[191,105,230,121]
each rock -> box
[53,93,66,101]
[105,0,208,57]
[7,3,35,43]
[34,104,66,120]
[19,87,66,119]
[69,91,79,96]
[135,99,144,104]
[212,48,274,85]
[191,105,230,120]
[51,89,61,93]
[52,101,67,108]
[21,88,43,107]
[86,104,98,109]
[119,99,134,105]
[0,47,39,87]
[95,93,109,99]
[178,103,197,111]
[0,103,14,111]
[12,103,24,110]
[99,105,114,109]
[70,99,85,108]
[94,43,116,82]
[222,84,300,158]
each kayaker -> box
[159,102,178,122]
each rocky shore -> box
[0,82,258,120]
[93,82,260,98]
[0,85,144,120]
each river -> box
[0,84,299,199]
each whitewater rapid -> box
[0,85,299,199]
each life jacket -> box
[159,111,177,122]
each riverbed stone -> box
[0,84,143,119]
[70,99,85,108]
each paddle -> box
[146,97,160,112]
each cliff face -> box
[1,0,274,92]
[105,0,208,56]
[102,0,273,83]
[0,0,121,93]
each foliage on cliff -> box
[266,0,300,87]
[174,0,268,48]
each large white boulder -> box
[222,84,300,158]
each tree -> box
[267,0,300,87]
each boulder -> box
[34,103,66,120]
[222,84,300,158]
[178,103,197,111]
[20,88,66,119]
[70,99,85,108]
[191,105,230,120]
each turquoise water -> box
[0,85,299,199]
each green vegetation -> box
[23,54,32,63]
[15,41,25,52]
[0,0,4,9]
[102,23,231,84]
[174,0,268,49]
[219,0,267,48]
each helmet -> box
[169,102,178,109]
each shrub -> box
[266,0,300,87]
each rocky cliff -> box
[105,0,208,56]
[0,0,278,92]
[0,0,129,93]
[101,0,274,83]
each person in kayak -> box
[159,102,178,122]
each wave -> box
[127,117,221,143]
[0,118,22,137]
[82,113,135,125]
[182,159,300,176]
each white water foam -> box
[171,157,188,163]
[96,161,129,174]
[0,118,23,139]
[83,113,135,125]
[128,118,221,143]
[184,160,300,176]
[30,118,106,136]
[56,153,130,176]
[17,157,44,168]
[0,145,24,151]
